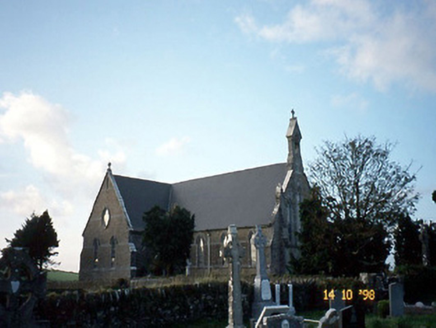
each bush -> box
[377,300,389,318]
[403,266,436,304]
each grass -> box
[366,313,436,328]
[46,270,79,282]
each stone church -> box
[79,114,310,283]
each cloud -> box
[0,92,126,198]
[0,185,46,217]
[331,92,368,113]
[0,185,74,219]
[156,137,191,156]
[235,0,436,93]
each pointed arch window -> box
[110,236,117,267]
[248,231,257,267]
[93,238,100,268]
[220,232,227,266]
[196,236,206,267]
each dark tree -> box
[292,188,390,276]
[143,205,195,276]
[309,135,419,227]
[393,215,422,267]
[304,136,418,276]
[6,210,59,270]
[290,188,336,275]
[425,222,436,266]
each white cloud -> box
[235,0,436,93]
[0,185,74,218]
[234,14,258,35]
[0,185,46,217]
[0,91,126,197]
[156,136,191,156]
[331,92,368,113]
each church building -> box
[79,114,310,283]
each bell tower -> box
[286,109,303,173]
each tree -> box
[393,215,422,267]
[304,135,418,275]
[310,135,419,228]
[6,210,59,270]
[143,205,195,276]
[292,188,390,276]
[290,188,336,275]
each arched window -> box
[196,236,206,267]
[248,231,257,267]
[93,238,100,268]
[110,236,117,267]
[220,232,227,266]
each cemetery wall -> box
[35,282,253,327]
[38,277,356,326]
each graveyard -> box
[2,225,436,327]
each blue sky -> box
[0,0,435,272]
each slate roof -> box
[113,163,287,232]
[113,175,171,230]
[171,163,286,230]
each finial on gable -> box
[107,162,112,173]
[291,109,295,119]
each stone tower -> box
[271,111,310,274]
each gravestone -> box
[318,308,340,328]
[223,224,246,328]
[339,305,365,328]
[329,290,345,311]
[0,247,46,328]
[275,284,281,305]
[389,282,404,317]
[252,225,274,321]
[261,313,304,328]
[287,284,295,314]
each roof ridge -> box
[112,162,286,186]
[113,174,171,186]
[172,162,286,185]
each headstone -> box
[252,225,274,321]
[261,313,304,328]
[339,305,365,328]
[275,284,281,305]
[389,282,404,317]
[287,284,295,314]
[329,290,345,311]
[223,224,246,328]
[0,247,46,328]
[318,308,340,328]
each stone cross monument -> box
[0,248,46,327]
[252,225,274,321]
[223,224,246,328]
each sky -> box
[0,0,435,272]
